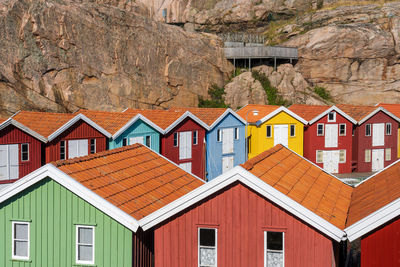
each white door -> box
[129,136,144,145]
[372,123,385,147]
[323,150,339,173]
[179,162,192,173]
[372,149,384,171]
[222,128,234,154]
[325,124,338,148]
[68,139,89,159]
[222,156,234,173]
[274,125,288,147]
[179,131,192,160]
[0,144,19,180]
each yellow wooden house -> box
[237,104,307,159]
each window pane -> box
[199,247,216,266]
[78,227,93,244]
[14,241,28,257]
[200,228,215,246]
[78,244,93,261]
[290,125,295,136]
[267,232,283,250]
[15,224,28,239]
[146,136,151,147]
[267,251,283,267]
[267,126,271,137]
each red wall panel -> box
[0,125,43,181]
[154,182,338,267]
[160,118,206,179]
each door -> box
[372,149,384,171]
[179,162,192,173]
[68,139,89,159]
[222,128,234,154]
[274,125,288,147]
[222,156,234,173]
[323,150,339,173]
[129,136,144,145]
[325,124,338,148]
[0,144,19,180]
[372,123,385,147]
[179,131,192,160]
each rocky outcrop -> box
[0,0,232,116]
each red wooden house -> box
[139,145,351,266]
[337,104,400,172]
[124,109,209,179]
[289,104,357,174]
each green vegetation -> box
[251,71,290,106]
[313,86,331,101]
[198,84,229,108]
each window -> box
[193,131,198,145]
[365,149,371,162]
[290,125,295,137]
[122,138,127,146]
[21,143,29,162]
[60,140,66,160]
[316,150,323,163]
[199,228,217,267]
[365,124,371,136]
[234,128,239,140]
[386,123,392,135]
[352,126,355,136]
[385,148,392,161]
[145,136,151,147]
[339,150,346,163]
[339,124,346,136]
[90,139,96,154]
[174,133,178,147]
[217,129,222,142]
[264,231,284,267]
[12,221,29,260]
[317,124,324,136]
[328,111,336,122]
[266,125,272,138]
[76,225,95,265]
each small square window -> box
[339,150,346,163]
[317,124,324,136]
[199,228,217,267]
[217,129,222,142]
[234,128,239,140]
[365,149,371,162]
[365,124,371,136]
[328,112,336,122]
[316,150,323,163]
[174,133,178,147]
[145,136,151,147]
[60,140,66,160]
[386,123,392,135]
[385,148,391,161]
[76,225,95,265]
[90,139,96,154]
[193,131,198,145]
[266,125,272,138]
[339,124,346,136]
[290,125,295,137]
[12,221,30,260]
[21,143,29,162]
[265,231,284,267]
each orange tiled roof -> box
[237,104,280,123]
[288,104,331,121]
[241,144,353,229]
[169,107,227,126]
[54,144,204,220]
[336,104,376,122]
[124,109,186,130]
[12,111,76,138]
[377,103,400,118]
[78,109,134,135]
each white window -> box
[217,129,222,142]
[179,131,192,160]
[179,162,192,173]
[145,136,151,147]
[129,136,144,145]
[290,125,295,137]
[316,150,323,163]
[385,148,392,161]
[90,139,96,154]
[365,149,371,163]
[122,138,127,146]
[234,128,239,140]
[68,139,88,159]
[264,231,284,267]
[317,124,324,136]
[339,150,346,163]
[193,131,198,145]
[173,133,178,147]
[0,144,19,181]
[339,124,346,136]
[76,225,95,265]
[60,140,66,160]
[266,125,272,138]
[386,123,392,135]
[199,228,217,267]
[365,124,371,136]
[12,221,30,260]
[222,128,234,154]
[21,143,29,162]
[328,112,336,122]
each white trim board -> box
[358,107,400,125]
[308,106,357,125]
[208,108,247,130]
[163,111,210,134]
[0,118,47,143]
[112,114,164,139]
[256,106,308,126]
[139,166,345,242]
[0,164,139,232]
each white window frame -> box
[60,140,66,160]
[90,139,96,154]
[198,227,217,267]
[328,112,336,122]
[217,129,222,142]
[264,231,285,267]
[385,148,392,161]
[386,123,392,135]
[173,133,178,147]
[21,143,29,162]
[316,150,323,163]
[290,125,295,137]
[266,125,272,138]
[339,124,346,136]
[76,225,95,265]
[193,131,198,145]
[365,149,371,163]
[339,149,346,163]
[12,221,30,261]
[365,124,371,136]
[145,135,151,147]
[317,123,324,136]
[234,127,239,140]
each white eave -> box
[358,106,400,125]
[164,111,210,133]
[308,106,358,125]
[112,114,164,140]
[208,108,247,130]
[0,118,47,143]
[256,106,308,126]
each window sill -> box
[11,258,32,263]
[73,264,97,267]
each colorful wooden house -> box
[0,144,204,266]
[337,104,400,172]
[124,109,209,179]
[170,108,246,181]
[139,144,351,267]
[78,110,163,152]
[289,104,357,174]
[376,103,400,158]
[237,104,307,159]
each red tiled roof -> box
[241,144,353,229]
[54,144,205,220]
[78,109,134,135]
[169,107,227,126]
[336,104,376,122]
[377,103,400,118]
[237,104,280,123]
[124,109,186,130]
[288,104,331,121]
